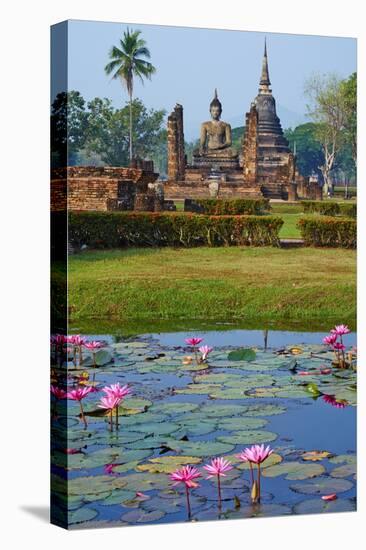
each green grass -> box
[68,247,356,332]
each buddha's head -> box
[210,89,222,120]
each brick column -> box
[174,104,185,180]
[167,112,179,181]
[243,104,258,184]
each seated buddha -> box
[196,89,238,159]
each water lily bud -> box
[251,480,259,503]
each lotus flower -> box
[239,444,273,464]
[84,341,104,351]
[237,445,273,503]
[203,457,233,479]
[322,394,347,409]
[102,383,131,400]
[170,465,201,488]
[170,465,201,520]
[66,387,93,401]
[66,386,93,428]
[50,385,67,400]
[104,463,118,475]
[51,334,67,347]
[204,457,233,509]
[331,325,351,336]
[66,335,86,366]
[185,337,204,347]
[98,395,122,411]
[322,494,337,501]
[323,334,337,346]
[67,335,86,346]
[98,394,122,431]
[333,342,346,351]
[199,345,213,362]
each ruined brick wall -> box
[51,166,158,212]
[167,104,185,182]
[243,104,258,184]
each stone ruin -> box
[51,162,168,213]
[165,41,321,202]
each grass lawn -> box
[68,247,356,331]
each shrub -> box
[301,201,340,216]
[193,198,271,215]
[339,203,357,218]
[297,216,356,248]
[69,212,284,248]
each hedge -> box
[301,201,357,218]
[69,211,284,248]
[297,216,356,248]
[194,198,271,215]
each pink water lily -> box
[199,345,213,362]
[103,383,131,400]
[170,466,201,519]
[239,444,273,464]
[66,386,93,428]
[98,394,122,431]
[50,385,67,400]
[66,386,94,401]
[322,493,337,501]
[237,445,273,503]
[104,463,118,475]
[67,335,86,346]
[185,337,204,347]
[322,394,348,409]
[51,334,67,347]
[84,341,104,351]
[204,457,233,509]
[203,457,233,478]
[331,324,351,336]
[333,342,346,351]
[98,395,122,410]
[323,334,338,346]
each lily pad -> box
[69,506,98,525]
[137,455,202,473]
[216,417,267,431]
[131,422,181,435]
[121,509,165,523]
[200,404,249,417]
[95,349,113,366]
[293,498,356,515]
[149,402,199,415]
[167,439,235,457]
[217,430,277,446]
[262,462,325,480]
[290,477,353,495]
[228,348,256,362]
[301,450,333,462]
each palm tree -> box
[105,28,156,162]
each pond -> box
[51,328,357,528]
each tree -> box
[284,123,324,179]
[51,91,88,166]
[340,72,357,169]
[104,28,156,162]
[304,74,346,196]
[84,98,165,166]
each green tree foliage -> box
[51,91,89,166]
[340,72,357,167]
[284,123,324,179]
[50,92,166,168]
[104,28,156,161]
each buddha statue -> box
[197,90,237,159]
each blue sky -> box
[63,20,356,140]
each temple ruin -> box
[165,41,321,201]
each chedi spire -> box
[259,38,271,93]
